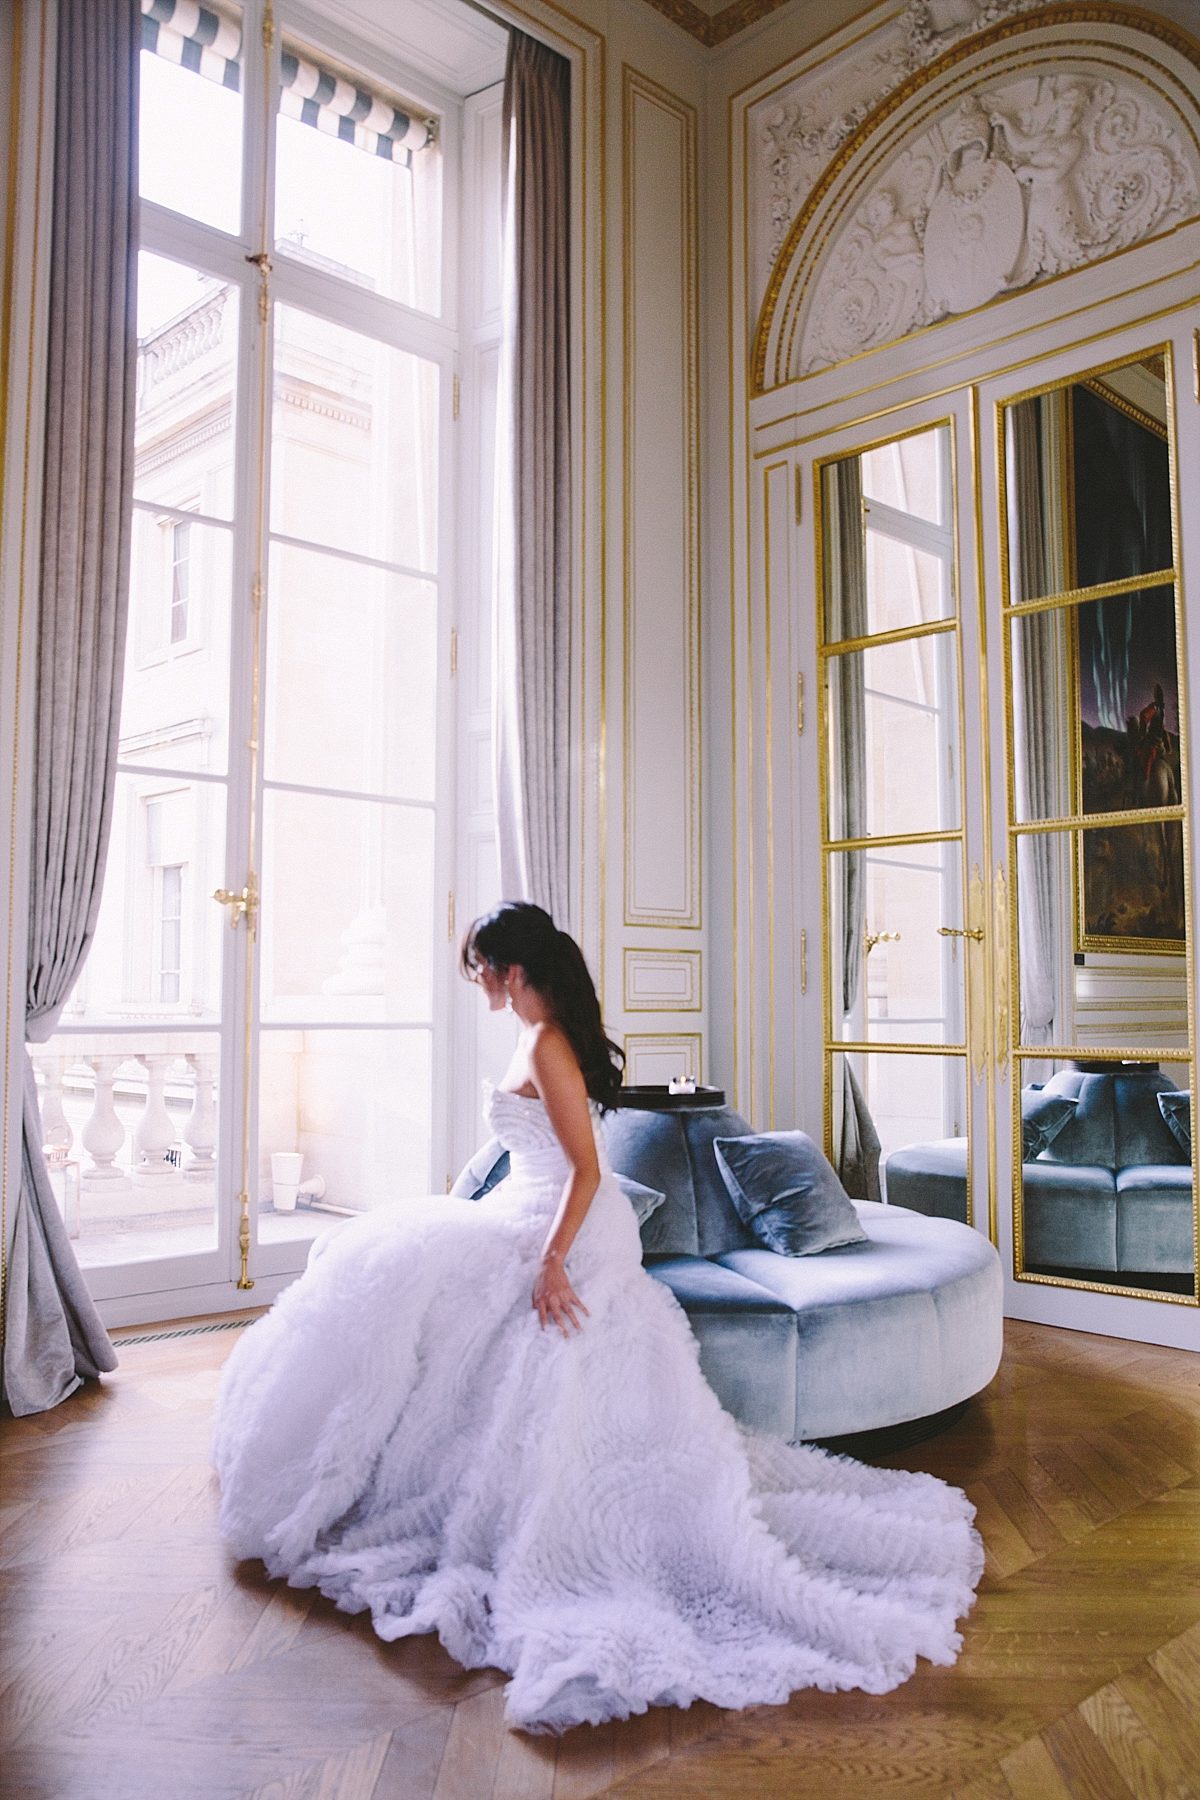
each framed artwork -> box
[1071,585,1186,955]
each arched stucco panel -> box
[752,7,1200,396]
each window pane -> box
[260,792,435,1023]
[63,777,227,1029]
[1010,586,1180,823]
[271,306,439,569]
[1003,356,1173,605]
[827,844,963,1043]
[826,638,960,841]
[31,1031,222,1267]
[138,10,243,235]
[274,47,441,313]
[830,1050,970,1183]
[1014,1054,1193,1297]
[124,511,232,773]
[860,426,947,526]
[863,524,952,637]
[258,1027,432,1243]
[1014,823,1187,1046]
[265,545,437,800]
[136,252,238,523]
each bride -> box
[213,901,983,1735]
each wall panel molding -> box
[622,65,702,930]
[623,946,702,1011]
[623,1030,703,1084]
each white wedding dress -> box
[213,1081,984,1733]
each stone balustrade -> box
[30,1037,219,1202]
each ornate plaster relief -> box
[751,6,1200,388]
[801,69,1196,372]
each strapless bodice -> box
[482,1079,610,1173]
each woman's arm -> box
[528,1025,598,1336]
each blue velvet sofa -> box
[455,1096,1002,1443]
[884,1065,1194,1278]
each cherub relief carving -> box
[923,97,1024,311]
[795,69,1197,376]
[986,77,1100,278]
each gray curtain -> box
[3,0,138,1415]
[1008,399,1061,1050]
[827,460,881,1201]
[493,30,572,920]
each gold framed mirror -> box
[998,346,1196,1305]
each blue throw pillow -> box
[1158,1090,1191,1157]
[451,1139,510,1199]
[1021,1089,1077,1161]
[616,1174,667,1230]
[712,1132,867,1256]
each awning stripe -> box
[139,0,435,157]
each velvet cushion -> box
[617,1174,667,1229]
[644,1256,798,1436]
[1157,1090,1191,1158]
[883,1138,969,1221]
[677,1107,758,1255]
[713,1131,867,1256]
[452,1136,665,1230]
[1021,1088,1078,1160]
[603,1109,699,1254]
[715,1202,1003,1440]
[450,1137,510,1199]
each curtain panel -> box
[492,30,572,922]
[3,0,138,1416]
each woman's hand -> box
[532,1251,590,1337]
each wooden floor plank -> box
[0,1320,1197,1800]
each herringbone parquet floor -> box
[1,1318,1197,1799]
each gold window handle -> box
[938,924,984,941]
[213,876,259,935]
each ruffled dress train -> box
[212,1083,983,1733]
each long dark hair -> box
[460,902,625,1111]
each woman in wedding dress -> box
[213,902,984,1734]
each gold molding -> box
[622,66,702,931]
[623,947,703,1013]
[748,276,1200,456]
[1083,372,1169,441]
[633,0,793,50]
[751,8,1200,395]
[622,1030,704,1083]
[773,49,1200,395]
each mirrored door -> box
[992,335,1197,1324]
[816,416,986,1227]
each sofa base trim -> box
[807,1399,971,1460]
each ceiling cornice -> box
[635,0,794,48]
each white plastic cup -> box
[271,1150,303,1212]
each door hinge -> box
[449,626,458,675]
[452,373,461,421]
[447,891,456,942]
[794,464,803,526]
[796,671,805,736]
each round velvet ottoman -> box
[602,1093,1003,1444]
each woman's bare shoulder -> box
[527,1022,584,1085]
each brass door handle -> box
[214,877,259,934]
[938,925,984,941]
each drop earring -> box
[504,985,514,1012]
